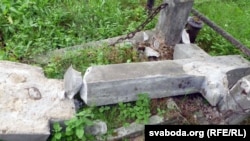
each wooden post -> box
[156,0,194,46]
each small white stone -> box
[144,47,160,57]
[143,32,149,41]
[181,29,191,44]
[28,87,42,100]
[84,120,107,135]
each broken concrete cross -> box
[81,44,250,111]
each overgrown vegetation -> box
[51,93,151,141]
[44,44,139,79]
[51,108,95,141]
[194,0,250,56]
[0,0,155,61]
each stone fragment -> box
[64,65,83,99]
[166,98,180,111]
[148,115,164,125]
[143,32,149,41]
[106,115,169,141]
[219,75,250,124]
[144,47,160,58]
[0,61,75,141]
[84,120,107,136]
[107,122,144,141]
[181,29,191,44]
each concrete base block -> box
[174,44,210,59]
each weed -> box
[194,0,249,56]
[51,94,151,140]
[118,93,151,124]
[51,108,95,141]
[157,108,166,117]
[43,44,139,78]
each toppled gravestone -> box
[0,61,76,141]
[80,43,250,124]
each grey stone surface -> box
[181,29,191,44]
[219,75,250,124]
[84,120,107,136]
[0,61,75,141]
[144,47,160,58]
[81,60,204,106]
[166,98,180,111]
[174,44,210,59]
[106,115,164,141]
[183,55,250,106]
[81,50,250,107]
[107,122,144,141]
[64,65,83,99]
[156,0,194,46]
[148,115,164,125]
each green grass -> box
[0,0,155,61]
[194,0,250,56]
[43,44,139,79]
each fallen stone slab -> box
[81,59,204,106]
[81,52,250,107]
[0,61,75,141]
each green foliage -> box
[118,93,151,124]
[157,107,166,117]
[51,108,95,141]
[92,93,151,130]
[196,26,240,56]
[0,0,153,61]
[194,0,249,56]
[43,44,139,79]
[51,94,151,141]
